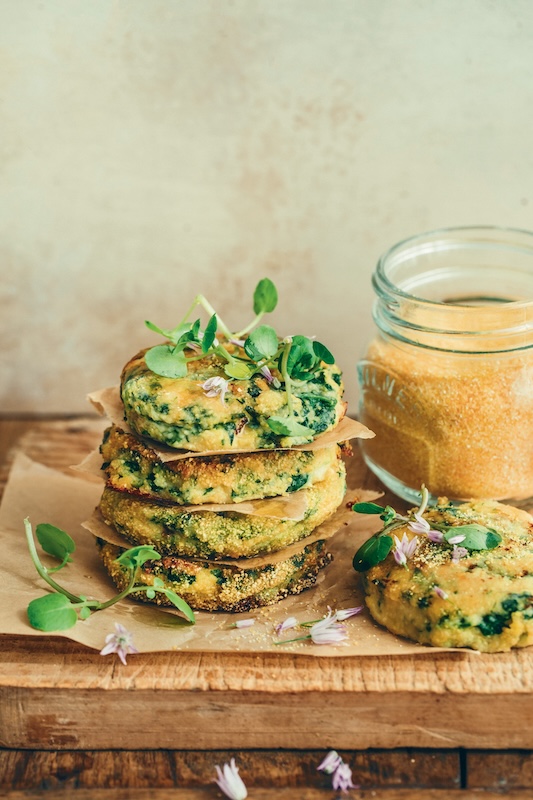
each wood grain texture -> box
[0,749,461,791]
[3,791,533,800]
[2,419,533,753]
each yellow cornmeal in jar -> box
[359,336,533,501]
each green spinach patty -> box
[363,499,533,652]
[100,424,343,505]
[98,461,346,560]
[120,345,345,452]
[97,537,332,612]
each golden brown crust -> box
[97,538,332,612]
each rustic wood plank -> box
[2,788,533,800]
[2,684,533,751]
[467,750,533,789]
[0,749,461,791]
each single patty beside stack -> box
[95,333,349,612]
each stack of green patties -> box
[94,279,353,612]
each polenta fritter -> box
[120,346,345,452]
[360,498,533,653]
[98,461,346,559]
[100,424,343,505]
[96,537,333,612]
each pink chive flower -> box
[310,611,347,645]
[452,545,468,564]
[332,761,358,793]
[229,338,246,347]
[201,376,231,403]
[427,529,445,543]
[317,750,342,774]
[332,606,363,621]
[275,616,298,635]
[234,619,255,629]
[408,512,444,542]
[434,586,449,600]
[392,532,418,567]
[214,758,247,800]
[99,623,139,666]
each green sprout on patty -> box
[143,278,337,439]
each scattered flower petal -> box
[333,606,364,621]
[427,530,445,543]
[99,623,138,666]
[229,338,246,347]
[433,586,449,600]
[201,376,231,403]
[214,758,247,800]
[317,750,342,775]
[393,532,418,567]
[452,545,469,564]
[310,611,347,645]
[234,619,255,629]
[332,761,357,793]
[260,365,275,383]
[275,616,298,635]
[447,533,466,545]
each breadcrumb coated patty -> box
[120,345,345,452]
[97,537,332,612]
[363,499,533,653]
[100,424,343,505]
[98,461,346,559]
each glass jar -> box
[357,225,533,505]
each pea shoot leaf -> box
[352,502,386,515]
[353,534,393,572]
[245,324,279,360]
[253,278,278,314]
[202,314,218,353]
[145,345,188,378]
[444,524,502,550]
[159,588,196,623]
[36,523,75,569]
[312,340,335,365]
[27,594,79,631]
[267,416,314,438]
[285,336,319,380]
[116,545,161,571]
[224,361,254,380]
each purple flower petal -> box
[275,616,298,635]
[433,586,449,600]
[317,750,342,774]
[334,606,363,621]
[332,761,357,793]
[234,619,255,629]
[447,533,466,545]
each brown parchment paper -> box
[88,386,374,461]
[0,451,456,656]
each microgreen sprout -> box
[24,518,195,631]
[352,486,503,572]
[143,277,337,441]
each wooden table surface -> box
[1,416,533,799]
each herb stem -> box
[273,634,311,645]
[280,340,294,414]
[234,312,264,339]
[23,518,81,604]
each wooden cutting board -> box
[2,417,533,752]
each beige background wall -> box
[1,0,533,414]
